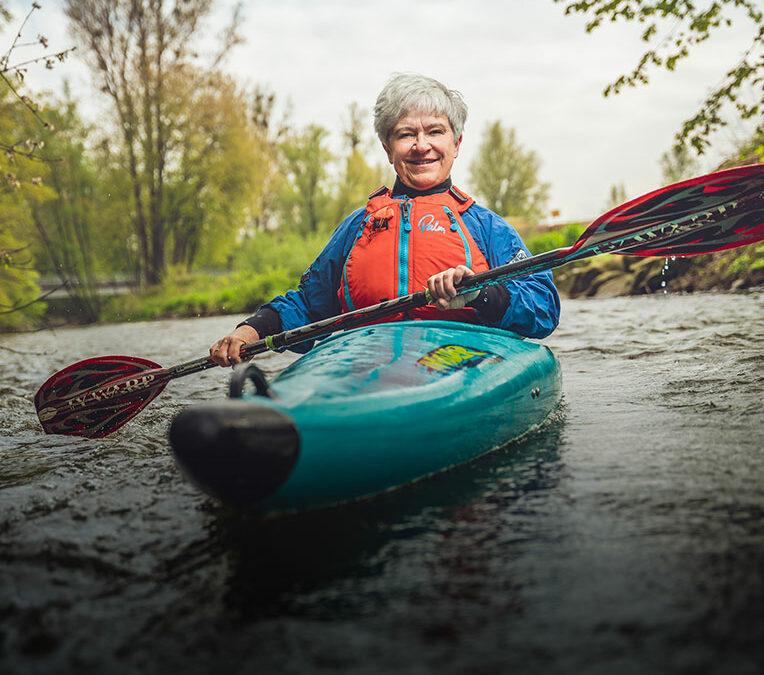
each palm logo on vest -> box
[418,213,445,234]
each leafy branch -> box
[0,1,38,70]
[556,0,764,153]
[1,139,52,163]
[0,2,75,162]
[4,47,77,77]
[0,282,62,313]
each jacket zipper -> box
[443,206,472,268]
[398,199,412,296]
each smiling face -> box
[383,111,462,191]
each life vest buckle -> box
[371,217,389,232]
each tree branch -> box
[1,47,77,74]
[0,2,39,71]
[0,283,62,314]
[556,0,764,152]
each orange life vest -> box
[338,186,490,323]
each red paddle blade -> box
[35,355,170,438]
[572,165,764,257]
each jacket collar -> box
[391,176,452,198]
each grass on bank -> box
[524,222,587,255]
[102,229,328,322]
[101,269,294,322]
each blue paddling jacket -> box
[253,184,560,353]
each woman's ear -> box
[382,143,393,164]
[454,134,462,158]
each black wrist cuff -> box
[237,307,282,338]
[467,285,510,323]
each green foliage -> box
[165,70,269,270]
[724,243,764,277]
[65,0,244,285]
[330,103,391,225]
[102,269,294,322]
[22,91,110,321]
[524,222,586,255]
[556,0,764,153]
[101,226,336,323]
[233,229,328,281]
[0,83,48,330]
[468,121,550,224]
[717,129,764,168]
[277,125,334,234]
[0,227,46,330]
[331,149,389,225]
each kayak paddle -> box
[35,164,764,438]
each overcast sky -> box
[3,0,759,220]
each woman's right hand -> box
[209,325,260,367]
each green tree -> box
[278,125,334,235]
[468,121,550,223]
[556,0,763,154]
[24,92,111,322]
[0,84,50,330]
[89,138,141,277]
[0,3,79,330]
[65,0,243,285]
[164,70,267,270]
[331,102,388,224]
[246,85,290,233]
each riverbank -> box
[42,245,762,326]
[554,244,764,298]
[4,234,761,333]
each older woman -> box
[210,73,560,366]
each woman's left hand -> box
[427,265,479,310]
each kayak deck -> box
[170,320,562,513]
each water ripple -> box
[0,293,763,674]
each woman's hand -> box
[209,325,260,367]
[427,265,479,310]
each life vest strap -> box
[364,185,475,215]
[368,185,388,199]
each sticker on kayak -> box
[416,344,503,374]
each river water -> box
[1,291,762,675]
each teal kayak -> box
[170,320,561,513]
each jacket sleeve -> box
[463,205,561,339]
[262,208,366,353]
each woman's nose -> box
[412,133,430,151]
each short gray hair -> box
[374,73,468,144]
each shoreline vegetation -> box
[19,226,762,332]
